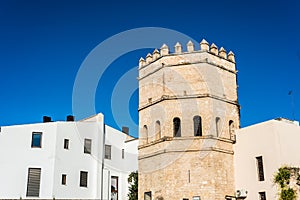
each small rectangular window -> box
[64,139,69,149]
[26,168,41,197]
[31,132,42,148]
[122,149,124,159]
[80,171,88,187]
[62,174,67,185]
[84,139,92,154]
[256,156,265,181]
[105,145,111,160]
[144,191,151,200]
[259,191,266,200]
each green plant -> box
[128,171,138,200]
[274,167,297,200]
[274,167,291,188]
[296,174,300,186]
[280,188,296,200]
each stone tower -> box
[138,39,239,200]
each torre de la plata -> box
[138,39,239,200]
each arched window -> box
[229,120,235,141]
[155,120,161,140]
[216,117,221,137]
[229,120,234,134]
[193,116,202,136]
[173,117,181,137]
[143,125,148,143]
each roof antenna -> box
[288,90,295,120]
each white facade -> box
[234,118,300,200]
[0,113,138,200]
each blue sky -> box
[0,0,299,137]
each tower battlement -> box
[139,39,236,68]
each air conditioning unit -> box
[236,189,248,198]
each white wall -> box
[52,121,104,199]
[104,125,138,200]
[0,123,57,199]
[0,113,138,200]
[234,119,300,200]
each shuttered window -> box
[80,171,88,187]
[84,139,92,154]
[26,168,41,197]
[105,145,111,160]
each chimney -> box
[122,126,129,135]
[66,115,75,122]
[43,116,52,123]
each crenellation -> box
[210,43,218,55]
[219,47,227,59]
[200,39,209,51]
[139,57,146,67]
[160,43,169,56]
[152,49,160,60]
[145,53,153,64]
[187,40,195,52]
[139,40,236,68]
[227,51,235,63]
[174,42,183,53]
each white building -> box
[234,118,300,200]
[0,113,138,200]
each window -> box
[64,139,69,149]
[256,156,265,181]
[111,176,118,200]
[80,171,88,187]
[259,191,266,200]
[26,168,41,197]
[31,132,42,148]
[173,117,181,137]
[105,145,111,159]
[84,139,92,154]
[155,120,161,140]
[143,125,148,143]
[193,116,202,136]
[229,120,236,141]
[122,149,124,159]
[216,117,221,137]
[229,120,234,134]
[62,174,67,185]
[144,191,152,200]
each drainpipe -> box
[101,123,106,200]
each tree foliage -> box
[128,171,138,200]
[274,167,291,188]
[280,188,297,200]
[274,166,297,200]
